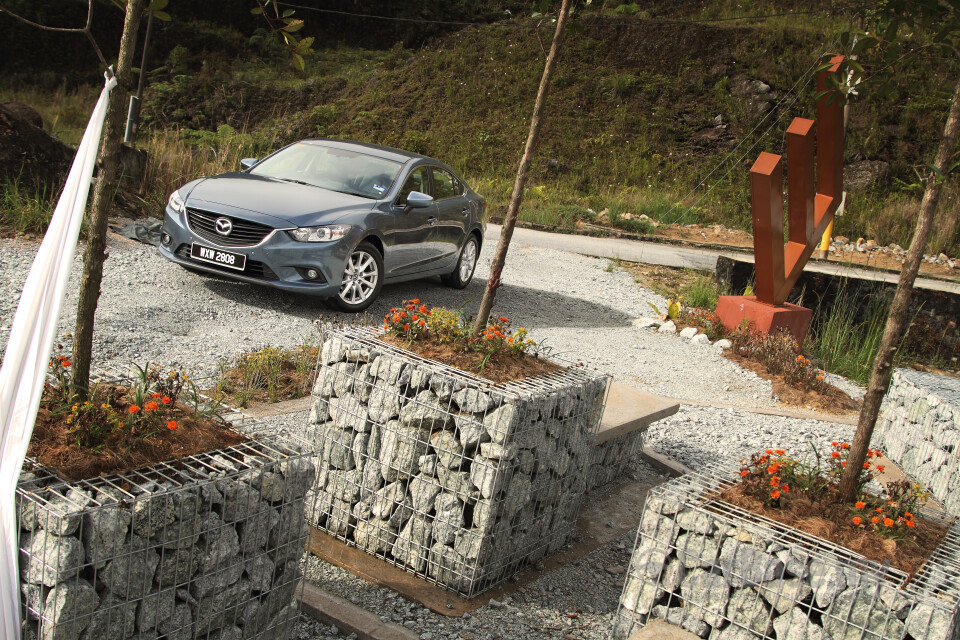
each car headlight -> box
[287,224,352,242]
[167,190,186,215]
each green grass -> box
[0,178,56,236]
[681,275,723,310]
[807,283,889,385]
[2,2,958,254]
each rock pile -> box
[306,329,610,596]
[876,368,960,515]
[614,470,960,640]
[17,448,315,640]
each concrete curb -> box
[299,581,418,640]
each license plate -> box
[190,243,246,271]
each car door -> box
[384,166,442,276]
[429,167,469,266]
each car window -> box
[250,143,401,199]
[397,167,430,204]
[431,168,461,200]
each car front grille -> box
[175,245,278,281]
[186,208,274,247]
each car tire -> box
[441,234,479,289]
[330,241,384,312]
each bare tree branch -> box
[0,0,110,72]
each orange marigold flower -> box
[817,375,824,381]
[883,518,894,528]
[412,315,419,322]
[62,359,71,367]
[412,298,420,304]
[841,461,847,466]
[507,337,514,343]
[831,452,841,459]
[392,315,400,323]
[904,512,913,519]
[855,501,865,509]
[770,476,780,486]
[877,465,884,473]
[740,469,749,477]
[841,443,850,450]
[400,311,407,318]
[774,449,785,455]
[770,490,781,499]
[128,405,140,414]
[500,317,509,323]
[419,320,426,327]
[781,485,790,493]
[152,392,162,398]
[871,516,880,524]
[161,396,171,404]
[852,516,862,525]
[766,449,774,455]
[876,507,883,513]
[831,441,839,447]
[167,420,177,430]
[906,520,915,528]
[145,401,159,411]
[766,464,779,474]
[419,305,428,313]
[403,324,410,331]
[863,462,871,469]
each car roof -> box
[302,138,429,164]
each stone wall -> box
[876,369,960,516]
[614,464,960,640]
[17,434,315,640]
[306,328,611,597]
[585,429,645,492]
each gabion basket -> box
[614,460,960,640]
[17,403,316,640]
[876,369,960,516]
[306,327,611,597]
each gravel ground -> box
[0,231,865,639]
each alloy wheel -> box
[338,249,379,305]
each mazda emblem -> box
[215,217,233,236]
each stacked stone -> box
[614,472,960,640]
[17,451,315,640]
[585,430,645,492]
[306,330,610,596]
[875,369,960,515]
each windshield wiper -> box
[272,176,311,186]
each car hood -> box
[184,173,376,227]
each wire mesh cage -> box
[876,369,960,516]
[16,402,316,640]
[614,460,960,640]
[585,428,646,493]
[305,327,611,597]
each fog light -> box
[305,268,320,280]
[160,232,172,246]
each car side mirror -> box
[404,191,434,208]
[240,158,259,171]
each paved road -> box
[486,224,960,295]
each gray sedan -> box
[158,139,486,311]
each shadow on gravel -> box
[196,274,636,330]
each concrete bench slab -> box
[595,382,680,446]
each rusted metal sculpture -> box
[715,54,845,343]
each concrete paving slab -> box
[628,619,703,640]
[596,382,679,445]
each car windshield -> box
[250,143,403,199]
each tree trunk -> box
[471,0,571,335]
[71,0,145,395]
[838,74,960,503]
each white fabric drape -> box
[0,71,116,640]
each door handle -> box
[461,208,469,216]
[427,216,437,226]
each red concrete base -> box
[715,296,813,344]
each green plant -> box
[0,178,57,236]
[681,275,722,310]
[212,339,319,408]
[732,328,827,391]
[808,283,889,385]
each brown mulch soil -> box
[716,483,948,578]
[29,386,247,482]
[380,335,563,384]
[724,350,862,415]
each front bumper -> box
[158,206,353,296]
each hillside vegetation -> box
[1,1,958,254]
